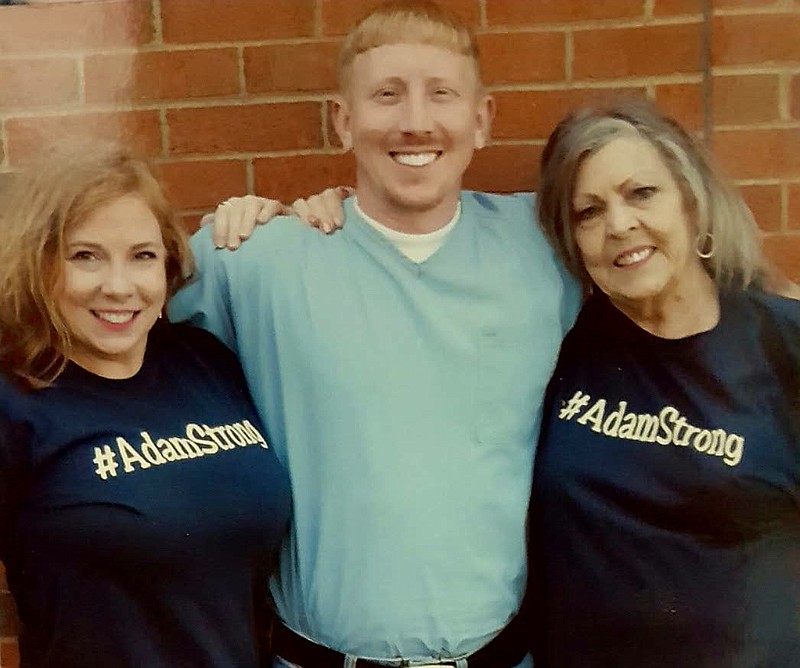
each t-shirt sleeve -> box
[168,225,239,353]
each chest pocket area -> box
[476,325,550,445]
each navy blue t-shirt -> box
[0,321,291,668]
[529,288,800,667]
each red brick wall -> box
[0,0,798,663]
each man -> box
[170,3,579,666]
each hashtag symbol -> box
[559,390,590,420]
[93,445,119,480]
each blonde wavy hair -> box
[537,97,768,294]
[338,0,481,92]
[0,145,193,390]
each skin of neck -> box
[354,183,461,235]
[609,264,721,339]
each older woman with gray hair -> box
[528,98,799,667]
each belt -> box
[271,614,527,668]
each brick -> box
[713,0,781,8]
[161,0,314,43]
[244,42,340,95]
[180,213,205,234]
[167,103,322,155]
[712,14,800,67]
[321,0,481,36]
[713,128,800,180]
[492,88,646,141]
[713,74,780,125]
[0,593,18,636]
[158,160,248,211]
[653,0,702,15]
[573,23,703,80]
[789,184,800,231]
[791,75,800,120]
[1,640,19,668]
[477,32,565,86]
[0,0,151,54]
[463,144,544,193]
[85,49,239,104]
[763,234,800,282]
[487,0,643,26]
[0,57,79,109]
[5,111,162,166]
[654,83,704,131]
[738,184,782,232]
[254,153,356,204]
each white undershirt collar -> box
[353,197,461,263]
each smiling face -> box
[572,134,708,310]
[56,193,167,378]
[333,42,493,232]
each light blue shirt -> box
[170,192,580,662]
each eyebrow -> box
[573,173,660,200]
[65,240,162,249]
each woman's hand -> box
[290,186,353,235]
[208,187,353,250]
[211,196,292,250]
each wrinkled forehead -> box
[575,136,658,191]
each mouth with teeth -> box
[91,310,140,330]
[614,246,655,268]
[389,151,442,167]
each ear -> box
[473,93,496,150]
[331,95,353,152]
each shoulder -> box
[732,288,800,334]
[730,288,800,359]
[149,319,238,360]
[147,320,251,389]
[461,190,535,218]
[189,215,318,271]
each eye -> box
[134,249,159,261]
[630,185,657,200]
[69,250,97,262]
[573,205,600,223]
[374,88,399,101]
[433,87,456,99]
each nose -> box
[605,198,638,236]
[399,90,434,134]
[100,261,134,297]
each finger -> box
[321,188,347,229]
[220,196,255,249]
[305,194,337,233]
[255,199,289,224]
[292,198,318,229]
[228,196,262,247]
[212,203,231,249]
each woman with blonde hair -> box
[529,98,799,667]
[0,145,291,668]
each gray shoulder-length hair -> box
[536,97,766,294]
